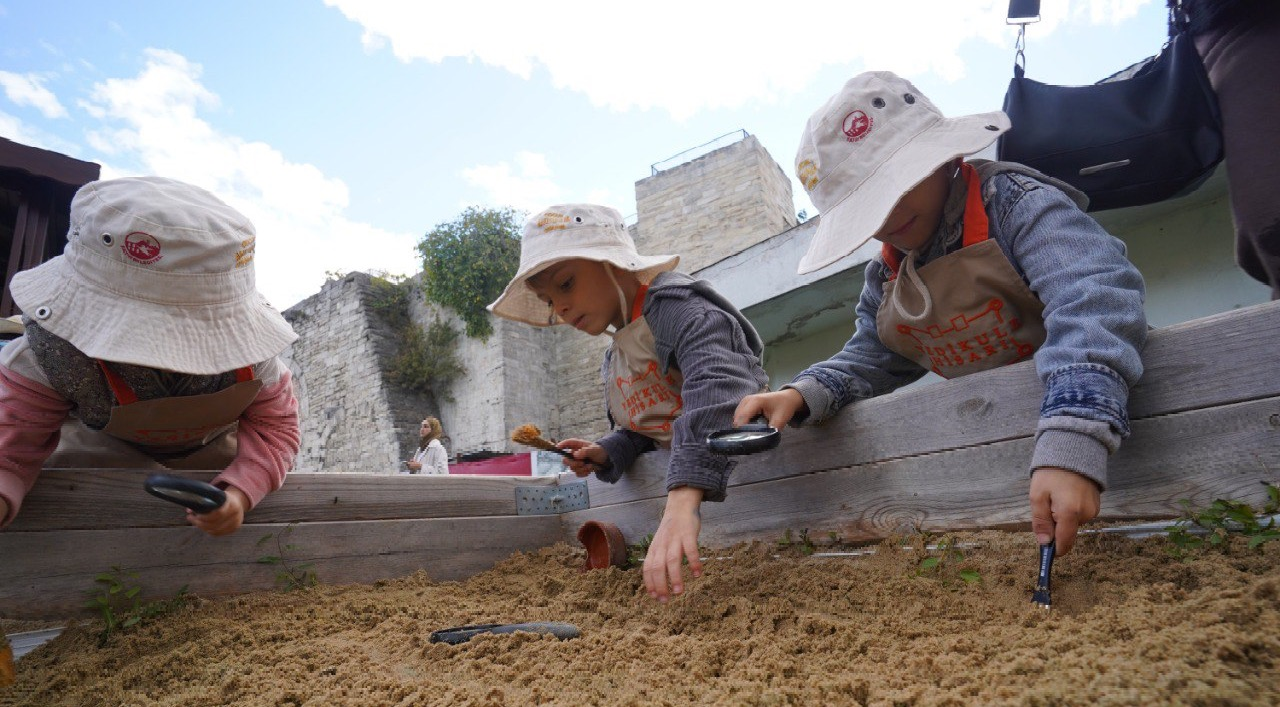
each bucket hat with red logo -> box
[794,71,1011,275]
[487,204,678,327]
[9,176,297,374]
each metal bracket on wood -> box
[515,482,589,515]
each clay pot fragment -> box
[576,520,627,570]
[1,639,15,687]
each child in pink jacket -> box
[0,176,300,536]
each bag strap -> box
[1167,0,1189,38]
[1006,0,1042,77]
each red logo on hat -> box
[842,110,873,142]
[123,232,163,265]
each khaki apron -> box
[876,163,1047,379]
[605,284,685,447]
[46,363,262,470]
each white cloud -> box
[0,109,81,155]
[0,70,69,119]
[80,49,418,309]
[462,151,563,212]
[323,0,1153,120]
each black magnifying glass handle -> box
[144,474,226,514]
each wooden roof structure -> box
[0,137,100,317]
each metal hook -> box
[1015,23,1027,72]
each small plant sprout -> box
[626,532,655,568]
[257,523,319,591]
[777,528,817,555]
[1164,481,1280,559]
[84,566,190,646]
[915,535,982,585]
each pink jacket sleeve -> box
[212,369,300,509]
[0,364,71,527]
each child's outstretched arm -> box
[762,264,925,428]
[200,363,300,536]
[643,291,770,602]
[994,172,1146,555]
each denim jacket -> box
[787,161,1147,490]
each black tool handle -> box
[1036,541,1055,591]
[543,445,610,471]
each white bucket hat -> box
[794,71,1010,274]
[487,204,678,326]
[9,176,298,374]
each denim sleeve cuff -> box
[666,444,733,502]
[783,377,833,426]
[1041,363,1132,438]
[1030,427,1110,491]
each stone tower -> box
[631,133,797,272]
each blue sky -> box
[0,0,1167,309]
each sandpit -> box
[2,529,1277,706]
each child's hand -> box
[644,486,704,603]
[187,486,249,537]
[1029,467,1100,556]
[733,389,807,429]
[556,439,608,477]
[405,460,422,471]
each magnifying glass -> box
[144,474,226,514]
[706,423,781,455]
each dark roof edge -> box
[0,136,100,187]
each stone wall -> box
[427,300,560,457]
[282,273,401,474]
[632,134,797,272]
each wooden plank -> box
[574,299,1280,508]
[0,514,562,619]
[561,396,1280,548]
[7,470,556,531]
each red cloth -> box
[448,454,531,476]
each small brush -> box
[511,424,609,470]
[1031,540,1055,610]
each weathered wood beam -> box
[561,300,1280,544]
[8,471,555,532]
[0,515,562,619]
[571,299,1280,509]
[561,396,1280,547]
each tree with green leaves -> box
[417,206,523,339]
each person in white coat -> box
[404,417,448,475]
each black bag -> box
[997,6,1223,212]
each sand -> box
[2,529,1277,706]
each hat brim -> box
[10,256,297,374]
[488,250,679,327]
[797,111,1010,275]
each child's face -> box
[528,259,626,335]
[872,162,953,253]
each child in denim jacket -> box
[736,72,1147,556]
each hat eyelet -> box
[33,306,52,320]
[871,97,886,109]
[574,216,584,223]
[985,125,1000,131]
[100,233,114,247]
[903,93,916,105]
